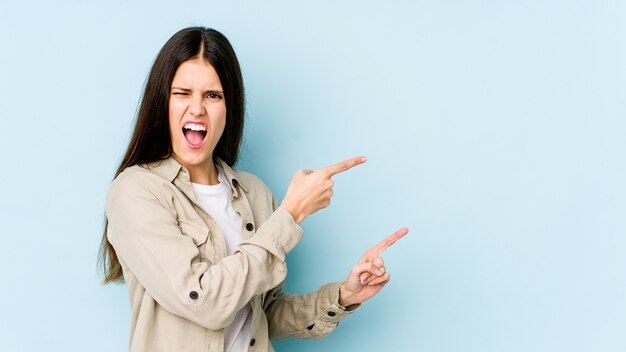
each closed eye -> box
[171,87,191,96]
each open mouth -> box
[182,122,207,147]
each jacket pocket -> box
[178,220,209,247]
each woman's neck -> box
[178,158,220,185]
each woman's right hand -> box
[279,156,367,224]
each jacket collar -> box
[146,156,248,197]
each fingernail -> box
[375,269,383,276]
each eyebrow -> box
[171,87,224,94]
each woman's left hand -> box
[339,228,409,307]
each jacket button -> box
[189,291,198,300]
[327,311,336,317]
[250,338,256,346]
[246,223,254,231]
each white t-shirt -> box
[192,166,253,352]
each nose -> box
[189,94,206,116]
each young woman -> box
[98,26,408,352]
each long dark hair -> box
[98,27,245,284]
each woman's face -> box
[168,57,226,171]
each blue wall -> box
[1,1,624,351]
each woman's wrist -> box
[279,203,304,224]
[338,282,359,307]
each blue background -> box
[1,1,624,351]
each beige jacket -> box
[105,157,357,352]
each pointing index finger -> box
[368,227,409,257]
[322,156,367,176]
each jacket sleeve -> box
[263,196,360,341]
[264,282,359,340]
[105,173,303,331]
